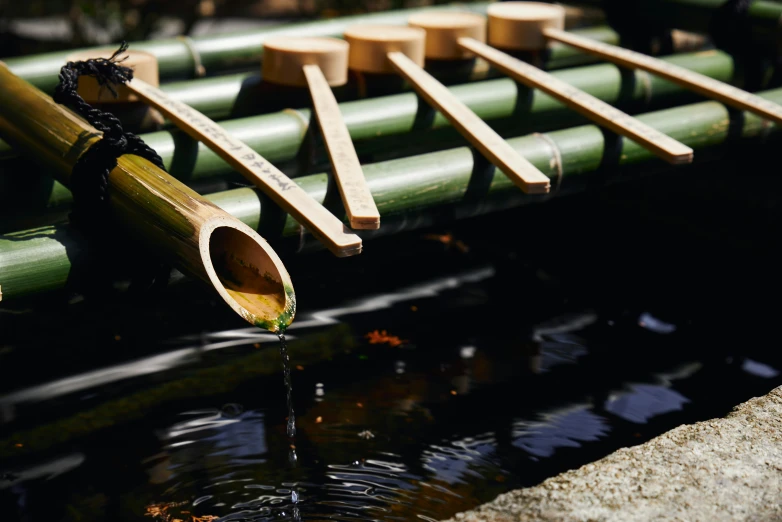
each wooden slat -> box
[387,51,550,194]
[126,77,362,257]
[458,37,693,165]
[544,27,782,126]
[303,64,380,230]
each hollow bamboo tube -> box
[453,5,693,165]
[542,27,782,125]
[0,63,295,332]
[0,49,737,213]
[4,85,782,301]
[344,24,550,194]
[263,37,380,230]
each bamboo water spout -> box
[0,63,295,332]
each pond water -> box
[2,174,782,521]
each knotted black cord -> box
[54,41,167,227]
[54,42,171,294]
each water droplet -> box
[289,448,298,465]
[291,490,299,503]
[287,413,297,438]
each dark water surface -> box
[2,161,782,521]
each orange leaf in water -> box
[422,232,470,253]
[365,330,408,347]
[145,501,191,521]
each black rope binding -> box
[53,41,167,228]
[54,42,171,295]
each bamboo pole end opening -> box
[344,25,426,74]
[65,49,159,104]
[487,1,565,51]
[408,12,487,60]
[263,37,349,87]
[200,217,296,332]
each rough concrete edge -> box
[443,386,782,522]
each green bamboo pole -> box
[115,24,710,124]
[0,30,694,163]
[2,85,779,301]
[569,0,782,51]
[0,64,295,331]
[2,3,495,93]
[0,49,735,213]
[0,25,625,162]
[0,23,708,128]
[150,25,625,122]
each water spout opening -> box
[201,220,295,331]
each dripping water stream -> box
[277,332,297,439]
[277,331,301,518]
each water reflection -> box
[2,255,782,522]
[604,385,690,424]
[742,359,780,379]
[510,407,608,459]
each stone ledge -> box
[444,386,782,522]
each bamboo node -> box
[177,35,207,78]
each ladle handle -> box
[303,64,380,230]
[543,27,782,126]
[457,37,694,166]
[386,51,550,194]
[125,78,362,258]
